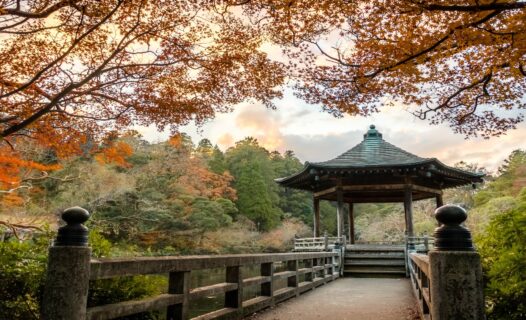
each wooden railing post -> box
[261,262,274,306]
[166,271,190,320]
[429,205,485,320]
[323,232,328,251]
[287,259,299,297]
[225,266,243,317]
[42,207,91,320]
[304,259,313,283]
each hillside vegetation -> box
[0,135,524,319]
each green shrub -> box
[476,189,526,320]
[0,230,165,319]
[0,232,50,319]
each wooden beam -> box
[313,186,337,198]
[412,184,443,195]
[342,184,407,191]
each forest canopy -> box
[1,0,524,153]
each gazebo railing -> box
[293,234,346,252]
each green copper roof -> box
[275,125,484,192]
[313,125,428,168]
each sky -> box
[137,90,526,173]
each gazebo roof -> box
[275,125,484,202]
[312,125,427,168]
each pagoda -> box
[275,125,484,243]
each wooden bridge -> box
[42,205,485,320]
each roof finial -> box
[364,124,382,139]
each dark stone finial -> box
[54,207,90,246]
[364,124,383,139]
[433,205,474,251]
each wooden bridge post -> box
[261,262,274,306]
[166,271,190,320]
[225,266,243,317]
[287,259,299,297]
[428,205,485,320]
[42,207,91,320]
[304,259,314,283]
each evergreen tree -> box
[234,161,281,231]
[208,146,227,174]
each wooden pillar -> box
[404,188,414,237]
[436,194,444,208]
[348,203,355,244]
[336,187,344,238]
[313,196,320,237]
[436,193,444,226]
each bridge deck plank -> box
[248,278,418,320]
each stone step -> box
[344,264,406,272]
[346,246,404,253]
[345,260,405,267]
[343,268,407,278]
[345,253,405,259]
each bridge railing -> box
[409,253,431,319]
[42,208,340,320]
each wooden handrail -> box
[86,252,340,320]
[409,253,431,319]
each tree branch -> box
[418,2,526,12]
[2,1,77,18]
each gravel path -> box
[248,277,419,320]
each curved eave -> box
[275,158,484,191]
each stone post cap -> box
[433,204,474,251]
[435,204,467,225]
[62,206,90,224]
[54,206,90,247]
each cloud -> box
[139,91,526,173]
[217,133,234,149]
[234,105,285,151]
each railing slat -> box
[190,282,238,300]
[191,307,237,320]
[242,275,271,287]
[86,294,184,320]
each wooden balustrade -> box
[293,235,346,251]
[409,253,431,320]
[85,252,339,320]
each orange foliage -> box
[0,149,61,189]
[178,158,237,201]
[95,141,133,168]
[168,134,183,148]
[0,1,284,166]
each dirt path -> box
[248,278,419,320]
